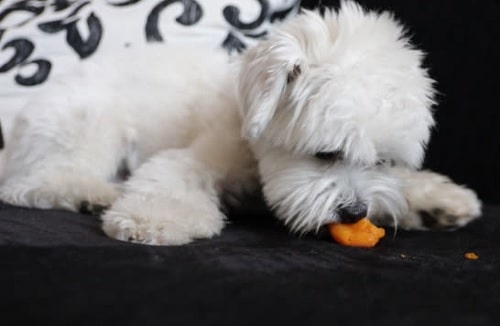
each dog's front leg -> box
[372,166,482,230]
[101,147,227,245]
[101,126,256,245]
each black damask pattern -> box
[0,0,101,85]
[144,0,203,42]
[38,1,103,59]
[51,0,80,12]
[0,0,300,87]
[223,0,269,30]
[106,0,143,6]
[221,0,300,53]
[0,0,45,28]
[222,32,247,53]
[0,38,52,86]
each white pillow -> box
[0,0,300,151]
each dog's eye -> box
[376,159,396,167]
[315,151,343,162]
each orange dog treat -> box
[328,218,385,248]
[464,252,479,260]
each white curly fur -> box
[0,1,481,245]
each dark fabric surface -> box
[1,202,499,325]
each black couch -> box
[1,1,499,325]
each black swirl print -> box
[0,0,300,87]
[0,38,51,86]
[145,0,203,42]
[222,31,247,53]
[38,1,103,59]
[0,0,45,28]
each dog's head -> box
[236,1,436,232]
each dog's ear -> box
[237,43,304,141]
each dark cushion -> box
[1,202,499,325]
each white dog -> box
[0,2,481,245]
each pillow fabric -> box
[0,0,300,151]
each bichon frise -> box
[0,1,481,245]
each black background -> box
[301,0,500,204]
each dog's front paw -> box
[405,176,482,230]
[418,187,481,230]
[101,193,225,245]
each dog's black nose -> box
[338,203,368,223]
